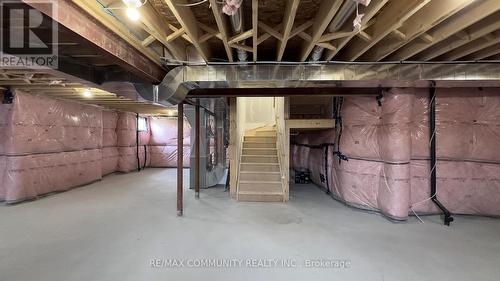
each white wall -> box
[237,97,275,132]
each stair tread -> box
[242,154,277,157]
[239,191,283,195]
[241,161,280,165]
[241,163,279,165]
[240,171,280,173]
[243,148,277,150]
[239,180,282,184]
[241,163,278,165]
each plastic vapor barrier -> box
[0,91,191,203]
[148,117,191,168]
[292,88,500,220]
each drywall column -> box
[177,103,184,216]
[195,101,201,198]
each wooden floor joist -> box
[13,0,500,75]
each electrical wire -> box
[174,0,209,7]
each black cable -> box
[335,97,345,164]
[143,145,147,169]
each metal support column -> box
[177,102,184,216]
[195,100,201,198]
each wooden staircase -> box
[237,127,285,202]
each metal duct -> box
[154,62,500,105]
[310,1,356,61]
[228,3,248,62]
[100,61,500,106]
[185,98,228,189]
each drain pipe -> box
[429,81,453,226]
[228,2,248,61]
[310,1,356,61]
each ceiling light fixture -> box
[122,0,143,8]
[126,7,140,21]
[83,89,93,98]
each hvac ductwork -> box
[310,1,356,61]
[228,1,248,62]
[147,62,500,105]
[101,61,500,106]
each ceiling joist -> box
[164,0,211,61]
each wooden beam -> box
[454,31,470,40]
[276,0,300,61]
[338,0,430,61]
[417,13,500,60]
[209,0,234,62]
[71,0,161,64]
[35,0,165,83]
[286,119,335,129]
[166,27,185,42]
[139,2,186,60]
[141,35,156,47]
[319,31,353,42]
[462,42,500,61]
[386,0,500,61]
[289,20,313,39]
[197,22,219,36]
[325,0,388,60]
[252,0,258,61]
[164,0,211,61]
[316,42,337,52]
[360,0,473,61]
[256,23,283,46]
[421,33,434,43]
[357,31,372,42]
[257,34,271,45]
[199,32,214,43]
[392,29,406,41]
[229,43,253,53]
[297,31,312,42]
[299,0,343,61]
[259,21,283,41]
[228,29,254,45]
[437,31,500,61]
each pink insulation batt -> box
[102,110,118,147]
[3,92,103,155]
[291,88,500,220]
[0,91,103,203]
[3,150,102,203]
[0,91,189,203]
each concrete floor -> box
[1,169,500,281]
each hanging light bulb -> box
[126,7,140,21]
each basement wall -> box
[0,91,190,204]
[291,88,500,220]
